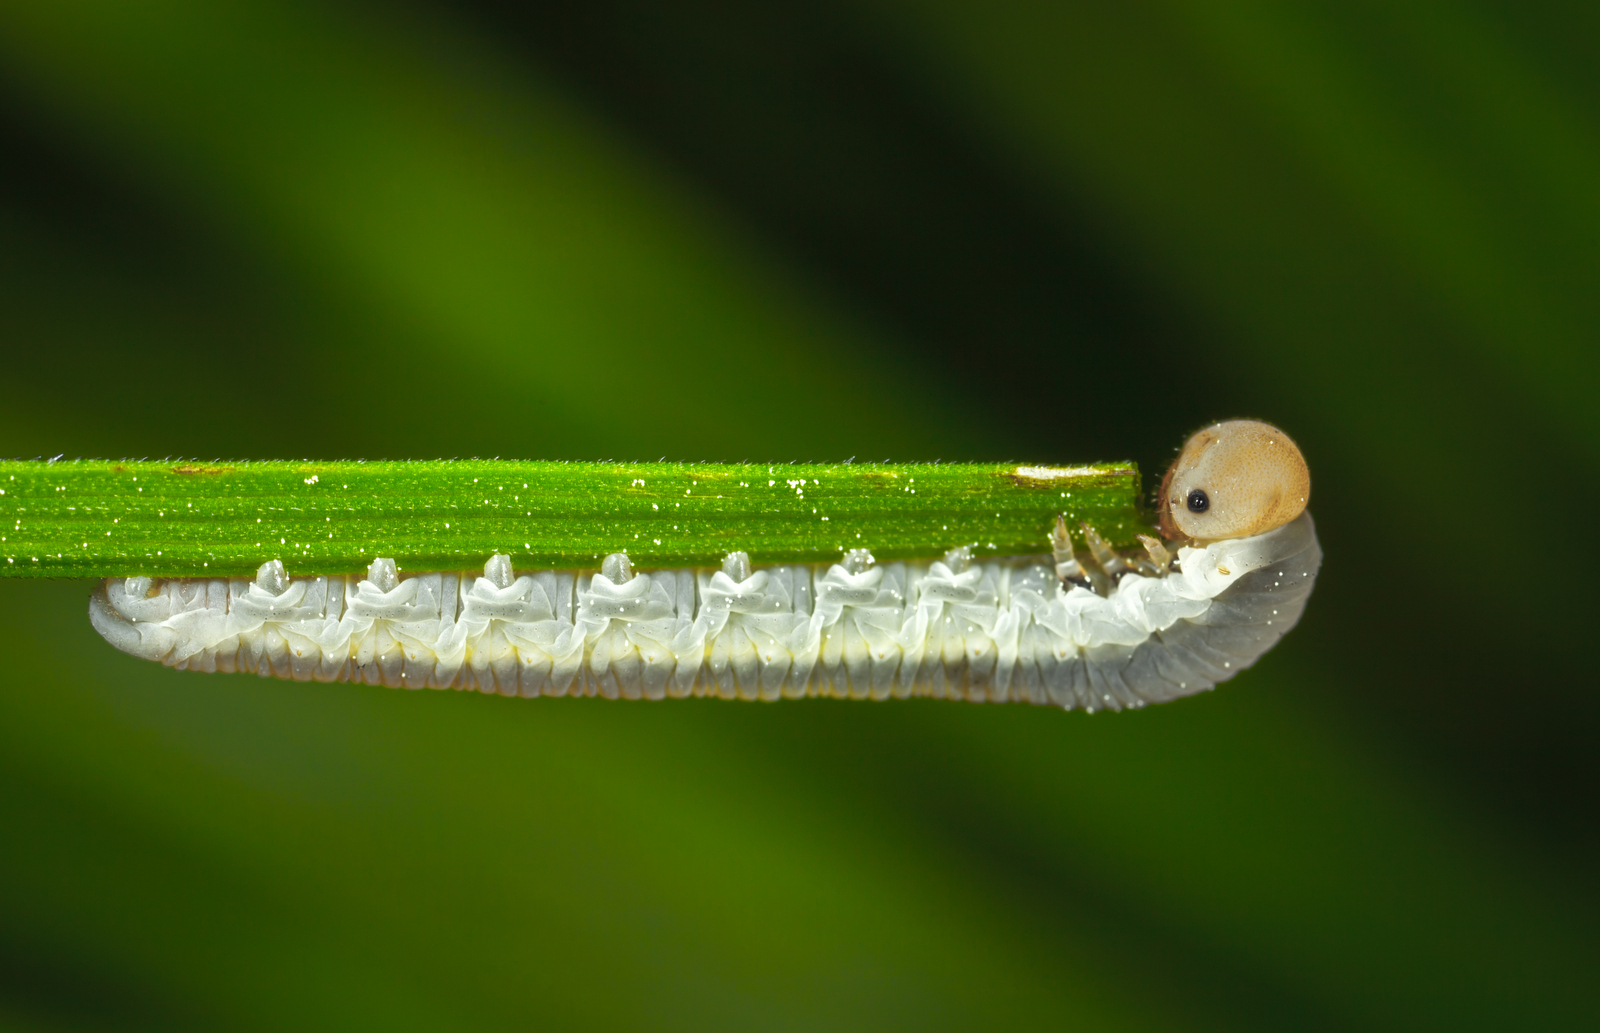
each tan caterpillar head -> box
[1158,420,1310,541]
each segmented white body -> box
[90,514,1319,710]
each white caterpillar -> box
[89,514,1318,709]
[88,421,1321,710]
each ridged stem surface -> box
[0,459,1142,578]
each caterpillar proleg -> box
[86,421,1322,710]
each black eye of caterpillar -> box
[1186,489,1210,514]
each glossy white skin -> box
[90,513,1321,710]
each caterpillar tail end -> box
[89,581,177,663]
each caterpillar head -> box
[1158,420,1309,541]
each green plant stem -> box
[0,459,1143,578]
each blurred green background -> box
[0,1,1596,1028]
